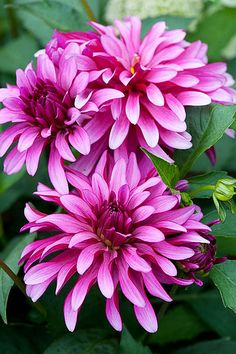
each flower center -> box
[95,198,132,250]
[20,79,69,132]
[130,53,141,74]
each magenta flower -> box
[56,17,236,160]
[0,46,96,194]
[20,151,212,333]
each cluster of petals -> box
[1,17,236,190]
[0,39,102,193]
[48,17,236,162]
[20,151,214,333]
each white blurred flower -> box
[105,0,204,23]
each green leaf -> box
[43,329,118,354]
[190,290,236,339]
[0,34,38,74]
[148,305,208,345]
[142,149,180,189]
[17,9,53,45]
[210,260,236,313]
[203,210,236,256]
[175,104,236,178]
[0,233,36,323]
[187,171,228,198]
[0,169,25,193]
[119,327,152,354]
[14,0,89,33]
[173,339,236,354]
[187,8,236,61]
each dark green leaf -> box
[43,329,118,354]
[203,210,236,256]
[175,104,236,178]
[15,0,89,33]
[0,34,38,74]
[188,8,236,61]
[190,290,236,339]
[187,171,228,198]
[148,305,208,345]
[142,149,179,189]
[0,169,25,193]
[173,339,236,354]
[0,233,36,323]
[210,260,236,313]
[119,326,152,354]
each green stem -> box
[189,185,215,198]
[0,259,47,318]
[4,0,18,38]
[81,0,97,21]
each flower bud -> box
[214,179,236,201]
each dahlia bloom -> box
[0,43,123,193]
[50,17,236,161]
[20,151,213,333]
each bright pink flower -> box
[54,17,236,161]
[20,151,213,333]
[0,45,97,194]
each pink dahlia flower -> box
[20,151,213,333]
[0,42,121,193]
[49,17,236,161]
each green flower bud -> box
[214,179,236,202]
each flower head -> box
[0,44,97,194]
[60,17,236,162]
[20,151,213,333]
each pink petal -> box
[92,89,124,107]
[98,251,116,298]
[146,68,177,83]
[36,214,82,233]
[138,111,159,147]
[4,147,26,174]
[125,93,140,124]
[155,241,194,260]
[133,226,165,243]
[106,290,122,331]
[110,158,127,195]
[24,262,60,284]
[69,232,96,248]
[132,206,155,223]
[48,143,69,194]
[118,260,146,307]
[76,243,103,275]
[122,247,151,273]
[134,298,158,333]
[142,271,172,302]
[126,153,141,189]
[68,126,90,155]
[92,173,109,202]
[37,54,56,82]
[146,84,164,106]
[55,132,75,162]
[177,91,211,106]
[70,72,89,98]
[165,93,186,121]
[109,114,130,149]
[26,138,45,176]
[64,290,79,332]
